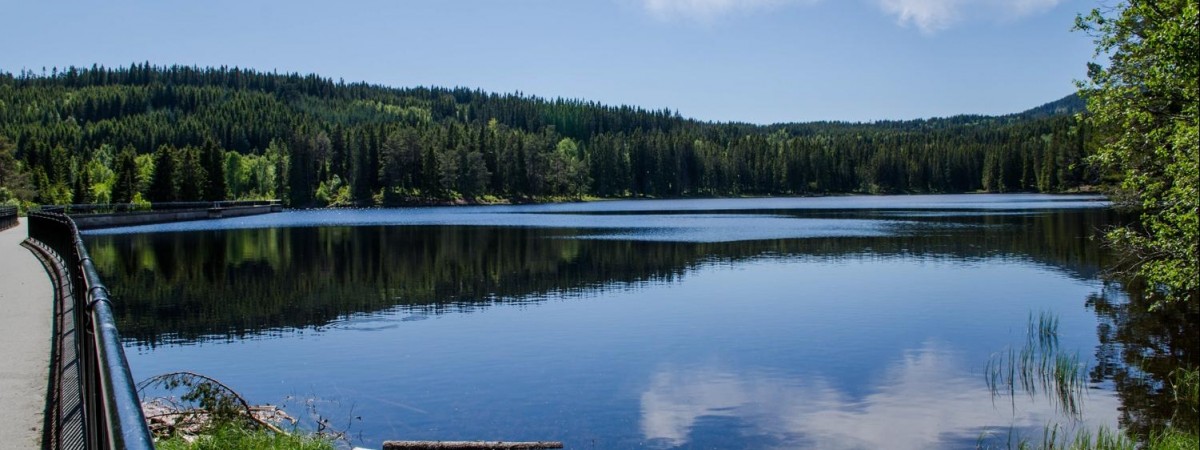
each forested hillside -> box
[0,64,1095,207]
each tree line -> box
[0,64,1095,208]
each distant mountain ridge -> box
[1017,93,1086,119]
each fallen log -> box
[382,441,564,449]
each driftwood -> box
[143,399,296,440]
[138,371,295,439]
[382,441,564,449]
[141,372,559,449]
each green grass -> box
[1145,428,1200,450]
[154,422,337,450]
[980,424,1199,450]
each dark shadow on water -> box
[86,209,1116,347]
[1087,281,1200,441]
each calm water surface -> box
[85,194,1155,449]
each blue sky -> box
[0,0,1096,124]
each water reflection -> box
[82,194,1109,236]
[80,196,1198,448]
[86,208,1115,347]
[1088,283,1200,438]
[640,342,1121,450]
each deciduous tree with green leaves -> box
[0,137,36,207]
[1077,0,1199,305]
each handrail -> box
[27,211,155,450]
[40,199,280,215]
[1,205,17,231]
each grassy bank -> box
[155,422,336,450]
[999,425,1198,450]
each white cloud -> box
[877,0,963,34]
[641,0,814,22]
[875,0,1065,34]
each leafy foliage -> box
[138,371,256,429]
[0,137,36,208]
[1076,0,1199,304]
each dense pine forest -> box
[0,64,1095,207]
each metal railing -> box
[26,211,154,450]
[40,199,280,215]
[1,205,17,230]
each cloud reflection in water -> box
[640,341,1119,449]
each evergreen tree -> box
[0,64,1097,208]
[287,132,315,206]
[111,146,140,204]
[148,144,178,202]
[73,161,93,204]
[177,146,208,202]
[201,141,227,201]
[267,138,288,202]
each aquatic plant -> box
[982,313,1199,449]
[985,311,1088,417]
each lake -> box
[84,194,1182,449]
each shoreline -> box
[306,189,1109,209]
[17,189,1112,216]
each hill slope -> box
[0,64,1094,206]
